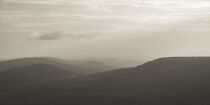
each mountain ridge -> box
[2,57,210,105]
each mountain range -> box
[0,57,141,94]
[0,57,141,74]
[1,57,210,105]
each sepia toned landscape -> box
[0,0,210,105]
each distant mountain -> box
[0,57,81,73]
[46,57,117,73]
[99,58,142,68]
[75,60,116,73]
[48,57,143,72]
[0,64,80,94]
[45,57,142,73]
[2,57,210,105]
[0,57,116,74]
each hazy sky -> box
[0,0,210,61]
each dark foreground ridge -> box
[1,57,210,105]
[0,64,80,93]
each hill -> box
[47,57,142,73]
[2,57,210,105]
[0,57,130,74]
[0,57,81,73]
[99,58,142,68]
[0,57,109,74]
[47,57,117,73]
[0,64,80,94]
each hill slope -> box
[0,57,124,74]
[2,57,210,105]
[0,64,80,93]
[0,57,83,73]
[47,57,141,73]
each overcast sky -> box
[0,0,210,61]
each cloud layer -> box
[0,0,210,60]
[28,31,102,41]
[29,31,63,40]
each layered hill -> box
[0,57,139,94]
[0,57,135,74]
[2,57,210,105]
[47,57,142,73]
[0,64,80,94]
[0,57,86,74]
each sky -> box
[0,0,210,61]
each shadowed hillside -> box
[0,64,80,94]
[1,57,210,105]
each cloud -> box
[28,31,63,40]
[4,0,60,5]
[27,31,101,41]
[66,32,101,40]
